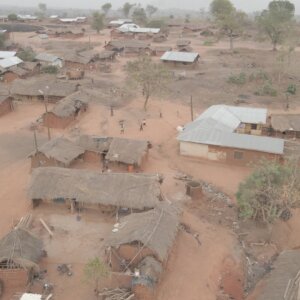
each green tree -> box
[17,48,36,62]
[84,257,109,298]
[92,12,104,34]
[38,3,47,12]
[8,13,18,21]
[38,3,47,18]
[256,0,295,51]
[146,5,158,18]
[101,3,112,16]
[132,7,148,25]
[210,0,246,50]
[122,2,135,18]
[126,56,171,110]
[237,159,300,223]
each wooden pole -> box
[191,96,194,121]
[44,94,51,140]
[39,218,53,238]
[33,129,38,152]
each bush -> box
[17,48,36,62]
[41,65,58,74]
[249,70,270,83]
[203,40,215,46]
[237,160,300,223]
[254,82,277,97]
[228,72,247,85]
[286,84,296,95]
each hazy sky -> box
[0,0,299,13]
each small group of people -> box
[118,119,147,134]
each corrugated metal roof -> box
[197,105,267,125]
[178,104,284,155]
[0,51,15,59]
[0,56,23,69]
[20,293,42,300]
[160,51,199,63]
[118,24,160,34]
[178,128,284,155]
[35,53,61,63]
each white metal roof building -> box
[0,51,16,59]
[177,105,284,160]
[161,51,200,63]
[118,23,160,34]
[0,56,23,69]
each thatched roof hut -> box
[77,135,112,154]
[11,76,78,98]
[28,167,162,210]
[106,204,180,262]
[29,137,85,166]
[0,228,43,271]
[105,138,149,166]
[50,91,88,118]
[270,114,300,132]
[255,250,300,300]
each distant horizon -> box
[0,0,299,14]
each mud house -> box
[176,39,191,51]
[269,114,300,138]
[177,105,285,165]
[182,24,202,33]
[47,28,84,39]
[0,95,13,116]
[29,137,85,168]
[28,167,162,213]
[106,204,179,271]
[99,50,117,62]
[248,250,300,300]
[160,51,200,68]
[63,52,98,70]
[132,256,163,300]
[151,46,172,57]
[153,34,168,43]
[42,91,88,129]
[11,77,78,102]
[0,228,43,292]
[0,66,29,83]
[35,53,63,68]
[76,135,112,164]
[105,138,150,172]
[105,40,152,56]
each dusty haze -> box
[0,0,299,13]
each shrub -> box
[286,84,296,95]
[254,82,277,97]
[228,72,247,85]
[17,48,36,62]
[249,70,270,83]
[41,65,58,74]
[237,159,300,223]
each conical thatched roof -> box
[0,228,43,270]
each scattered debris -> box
[98,288,134,300]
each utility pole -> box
[44,94,51,141]
[39,88,51,141]
[33,127,38,152]
[190,95,194,121]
